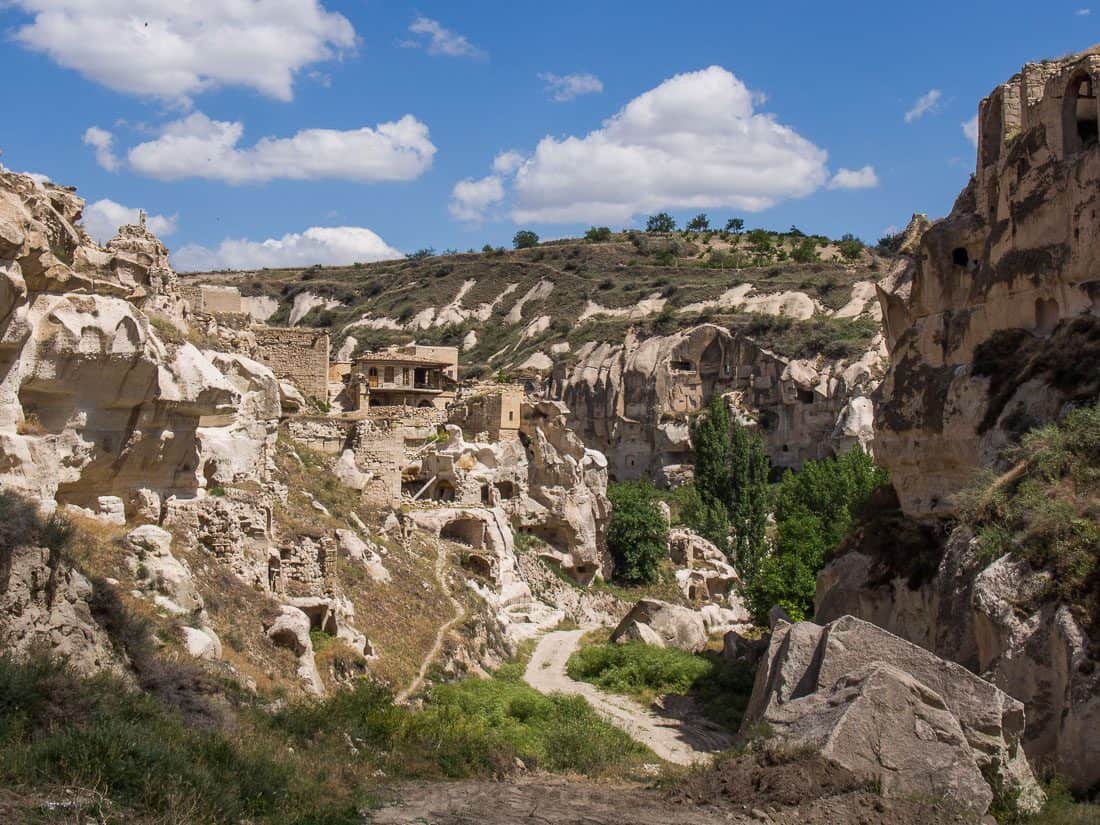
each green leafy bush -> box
[584,226,612,242]
[513,230,539,249]
[607,481,669,584]
[646,212,676,233]
[745,449,887,623]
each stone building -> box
[344,344,458,410]
[251,327,331,402]
[448,385,524,441]
[181,283,244,315]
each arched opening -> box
[368,367,379,388]
[417,399,433,408]
[441,517,485,547]
[434,479,456,502]
[461,553,493,580]
[1064,72,1099,155]
[494,480,516,499]
[267,556,282,593]
[952,247,970,268]
[480,484,491,504]
[1035,297,1060,335]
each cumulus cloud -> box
[172,226,402,272]
[905,89,942,123]
[449,175,505,222]
[540,72,603,102]
[963,114,979,146]
[492,66,831,224]
[402,17,484,59]
[828,165,879,190]
[1076,7,1091,15]
[492,151,525,175]
[83,126,120,171]
[9,0,355,104]
[125,112,436,184]
[83,199,178,244]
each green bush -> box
[646,212,676,233]
[745,449,887,622]
[607,481,669,584]
[513,230,539,249]
[837,234,864,261]
[584,226,612,242]
[956,404,1100,631]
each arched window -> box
[1064,72,1099,155]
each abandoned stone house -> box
[343,345,459,410]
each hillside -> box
[185,228,888,377]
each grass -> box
[566,642,755,731]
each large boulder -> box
[611,598,707,653]
[125,525,203,615]
[265,605,324,696]
[765,662,992,813]
[742,615,1043,814]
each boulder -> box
[125,525,203,615]
[742,615,1043,814]
[183,626,222,661]
[265,605,325,696]
[611,598,707,652]
[334,529,390,583]
[765,662,992,813]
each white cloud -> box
[963,114,979,147]
[83,199,178,244]
[172,226,402,271]
[10,0,355,104]
[1076,7,1091,15]
[540,72,603,102]
[828,165,879,190]
[83,126,120,172]
[449,175,505,222]
[498,66,831,224]
[492,151,525,175]
[402,17,484,59]
[126,112,436,184]
[905,89,943,123]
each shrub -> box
[513,230,539,249]
[791,237,819,263]
[406,247,435,260]
[607,482,669,584]
[837,234,864,261]
[584,226,612,243]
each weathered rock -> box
[0,545,120,675]
[265,605,324,696]
[611,598,708,652]
[335,528,390,583]
[183,626,222,661]
[765,662,993,812]
[742,615,1043,813]
[125,524,203,615]
[816,527,1100,794]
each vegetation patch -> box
[566,642,754,731]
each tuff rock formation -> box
[874,46,1100,520]
[742,615,1043,815]
[552,324,882,483]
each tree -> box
[745,448,887,622]
[406,247,434,260]
[686,213,710,232]
[791,237,819,263]
[585,226,612,243]
[725,217,744,233]
[875,231,904,257]
[690,396,732,512]
[837,234,864,261]
[513,230,539,249]
[646,212,676,233]
[607,481,669,584]
[728,424,770,585]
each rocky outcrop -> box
[551,324,883,483]
[667,527,745,609]
[743,615,1043,815]
[0,544,120,674]
[816,528,1100,793]
[874,47,1100,520]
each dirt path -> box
[523,628,735,766]
[395,543,464,704]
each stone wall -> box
[252,327,330,401]
[181,283,244,315]
[449,385,523,441]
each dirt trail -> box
[395,542,464,704]
[523,628,735,765]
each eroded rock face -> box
[0,544,120,674]
[552,324,884,483]
[611,598,708,653]
[816,528,1100,793]
[875,47,1100,519]
[743,615,1043,815]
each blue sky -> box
[1,1,1096,270]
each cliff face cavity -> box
[552,323,881,483]
[874,48,1100,520]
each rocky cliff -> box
[817,46,1100,792]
